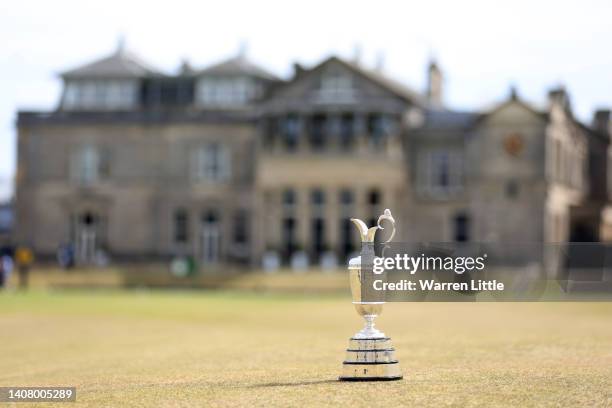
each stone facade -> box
[15,46,612,267]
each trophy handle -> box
[377,209,396,243]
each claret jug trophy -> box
[339,209,403,381]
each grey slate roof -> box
[197,55,279,81]
[421,109,479,129]
[338,57,428,107]
[61,48,162,79]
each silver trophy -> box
[339,209,403,381]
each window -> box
[309,114,327,150]
[194,143,231,182]
[454,213,470,242]
[233,211,249,245]
[81,82,97,108]
[196,77,253,107]
[367,189,381,206]
[318,70,354,102]
[282,189,296,212]
[339,189,354,206]
[71,145,106,185]
[368,114,386,148]
[420,150,463,197]
[63,82,79,108]
[340,114,355,150]
[434,152,450,188]
[311,188,325,218]
[311,189,325,206]
[62,80,136,110]
[312,217,326,258]
[506,180,519,198]
[174,209,189,244]
[282,217,297,260]
[105,80,135,108]
[282,115,300,151]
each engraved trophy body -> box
[339,209,403,381]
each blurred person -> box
[2,254,13,287]
[94,247,109,267]
[14,245,34,290]
[0,246,14,289]
[57,243,75,270]
[0,255,4,288]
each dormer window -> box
[62,80,137,110]
[317,69,355,103]
[196,77,256,107]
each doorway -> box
[201,211,221,264]
[73,212,99,263]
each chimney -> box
[179,58,194,75]
[426,59,443,108]
[293,62,305,79]
[548,86,571,112]
[509,84,518,100]
[593,109,611,135]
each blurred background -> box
[2,0,612,289]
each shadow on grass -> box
[246,379,339,388]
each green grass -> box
[0,290,611,407]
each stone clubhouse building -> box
[15,43,612,267]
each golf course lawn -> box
[0,290,610,407]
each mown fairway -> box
[0,290,610,407]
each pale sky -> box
[2,0,612,201]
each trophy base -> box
[339,337,403,381]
